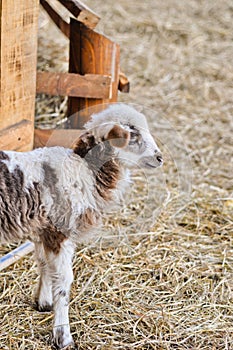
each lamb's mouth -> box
[145,162,159,168]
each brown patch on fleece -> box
[95,159,120,201]
[40,223,67,255]
[0,151,9,160]
[78,208,100,232]
[0,162,46,243]
[73,132,121,201]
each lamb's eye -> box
[130,132,138,140]
[129,132,139,144]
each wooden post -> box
[67,19,120,128]
[0,0,39,151]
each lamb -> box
[0,104,163,349]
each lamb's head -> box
[74,104,163,169]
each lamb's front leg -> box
[34,241,53,311]
[48,239,75,349]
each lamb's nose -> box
[156,153,163,164]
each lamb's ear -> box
[106,125,130,148]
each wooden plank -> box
[58,0,100,29]
[34,128,81,148]
[36,71,112,98]
[34,129,53,148]
[118,71,130,93]
[67,19,120,128]
[0,120,33,152]
[40,0,70,38]
[0,0,39,151]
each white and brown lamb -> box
[0,104,163,349]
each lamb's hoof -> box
[53,341,75,350]
[34,301,53,312]
[53,326,75,349]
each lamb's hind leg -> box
[47,239,75,349]
[34,241,53,311]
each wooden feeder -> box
[0,0,130,152]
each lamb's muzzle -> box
[156,153,163,164]
[143,151,163,168]
[0,103,162,349]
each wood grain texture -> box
[58,0,100,29]
[36,71,112,98]
[40,0,70,38]
[67,19,120,128]
[34,128,81,148]
[0,120,33,151]
[0,0,39,151]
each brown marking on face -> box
[73,133,97,158]
[106,125,130,148]
[40,223,67,255]
[0,151,9,161]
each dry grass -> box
[1,0,233,349]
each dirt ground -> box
[1,1,233,349]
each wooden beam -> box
[58,0,100,29]
[67,19,120,128]
[36,71,112,98]
[118,71,130,93]
[40,0,70,38]
[0,0,39,151]
[34,129,81,148]
[34,129,53,148]
[0,120,33,152]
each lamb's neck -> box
[73,133,121,202]
[95,158,121,201]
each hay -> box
[1,0,233,349]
